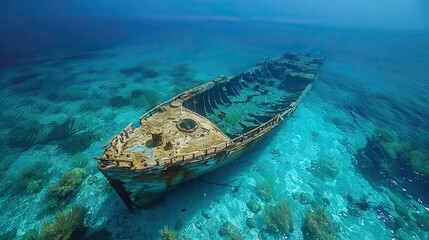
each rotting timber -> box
[95,52,326,209]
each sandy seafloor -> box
[0,20,429,239]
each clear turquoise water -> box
[0,16,428,239]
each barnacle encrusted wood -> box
[95,52,326,209]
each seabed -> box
[0,21,428,240]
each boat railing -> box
[139,81,216,122]
[96,157,134,169]
[139,95,179,121]
[98,102,296,170]
[158,114,285,166]
[99,103,296,170]
[99,77,313,170]
[97,79,224,169]
[97,55,324,171]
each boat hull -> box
[100,144,247,209]
[96,52,325,209]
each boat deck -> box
[182,52,324,137]
[102,102,230,170]
[98,52,325,171]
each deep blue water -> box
[1,3,429,240]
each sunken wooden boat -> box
[95,52,326,209]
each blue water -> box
[1,2,429,239]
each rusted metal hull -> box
[100,146,246,209]
[96,52,326,209]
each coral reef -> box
[14,161,51,194]
[255,179,274,201]
[381,139,411,159]
[263,200,293,234]
[354,136,397,174]
[302,206,337,240]
[246,200,262,213]
[369,129,429,176]
[159,226,180,240]
[45,168,86,211]
[407,149,429,176]
[354,132,429,205]
[19,205,86,240]
[218,222,244,240]
[20,229,39,240]
[375,127,408,158]
[39,205,86,240]
[310,154,341,180]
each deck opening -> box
[177,118,198,132]
[182,52,323,137]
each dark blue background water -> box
[1,1,428,239]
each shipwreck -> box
[95,52,326,209]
